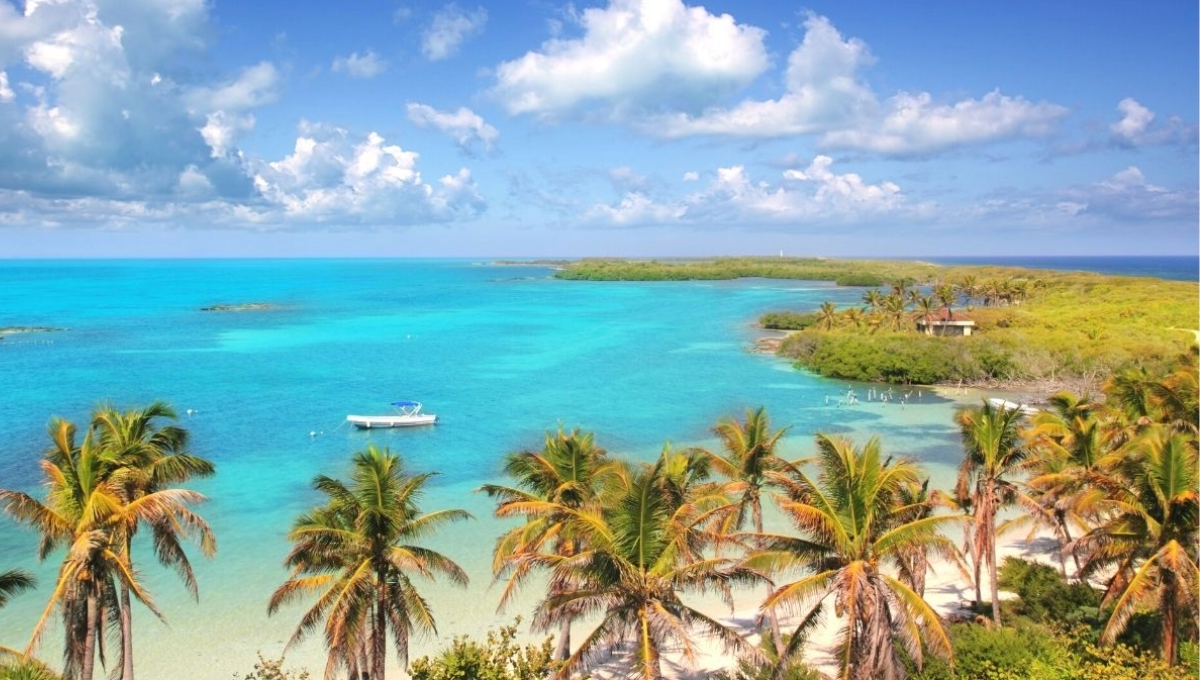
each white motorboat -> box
[987,397,1038,417]
[347,401,438,429]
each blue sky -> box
[0,0,1196,257]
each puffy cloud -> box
[1067,166,1197,221]
[644,14,1067,155]
[406,102,498,155]
[819,90,1068,155]
[249,123,485,226]
[198,111,254,158]
[0,71,12,102]
[682,171,699,182]
[492,0,768,118]
[421,4,487,61]
[331,50,386,79]
[646,14,873,137]
[584,156,916,227]
[1108,97,1197,148]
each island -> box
[552,257,1199,399]
[198,303,277,312]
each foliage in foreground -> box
[908,619,1198,680]
[408,620,558,680]
[236,655,309,680]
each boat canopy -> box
[391,400,422,407]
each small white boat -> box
[987,397,1038,417]
[347,401,437,429]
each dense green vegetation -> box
[554,256,942,286]
[553,257,1197,387]
[1,357,1196,679]
[776,269,1196,386]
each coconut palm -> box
[749,434,957,680]
[0,419,197,680]
[861,289,885,314]
[90,402,215,680]
[268,445,471,680]
[0,569,34,611]
[817,302,839,331]
[883,294,908,332]
[956,276,979,310]
[912,295,937,335]
[933,284,956,318]
[478,427,610,661]
[1074,425,1198,665]
[955,401,1030,626]
[1019,392,1110,575]
[537,451,761,680]
[705,407,790,644]
[842,308,866,331]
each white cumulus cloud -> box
[584,156,917,227]
[406,102,498,155]
[331,50,386,79]
[249,122,485,225]
[819,90,1068,155]
[646,13,873,137]
[0,72,13,102]
[492,0,768,118]
[1108,97,1197,148]
[421,4,487,61]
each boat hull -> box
[346,414,438,429]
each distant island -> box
[551,257,1199,398]
[0,326,66,337]
[199,303,276,312]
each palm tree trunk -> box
[120,583,135,680]
[753,502,784,652]
[1162,572,1177,665]
[639,605,662,680]
[82,592,98,680]
[553,618,571,661]
[372,583,386,680]
[984,492,1001,626]
[121,533,135,680]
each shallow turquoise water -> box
[0,260,973,676]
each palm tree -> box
[1020,392,1109,575]
[934,284,956,319]
[1074,425,1198,665]
[268,445,471,680]
[749,434,957,680]
[0,569,34,611]
[1,568,36,660]
[956,401,1029,626]
[956,276,979,310]
[817,302,839,331]
[537,451,761,680]
[843,308,866,331]
[90,402,215,680]
[705,407,789,645]
[912,295,937,335]
[0,419,195,680]
[478,427,609,661]
[862,289,884,314]
[883,294,908,332]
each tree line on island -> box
[1,352,1196,680]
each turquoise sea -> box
[0,257,1190,677]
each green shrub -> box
[408,620,557,680]
[760,311,820,330]
[996,558,1101,624]
[236,655,309,680]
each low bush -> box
[408,620,558,680]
